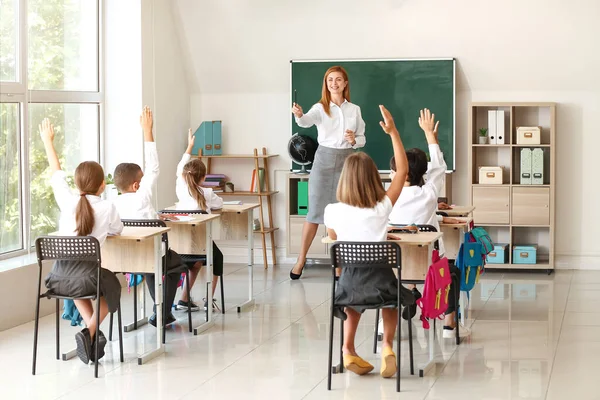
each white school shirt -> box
[51,170,124,246]
[295,100,366,149]
[388,144,447,255]
[324,196,393,242]
[175,153,224,212]
[112,142,160,219]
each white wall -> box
[174,0,600,264]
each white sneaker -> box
[442,324,471,339]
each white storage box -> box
[479,166,503,184]
[516,126,541,145]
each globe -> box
[288,133,318,174]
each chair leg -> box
[32,294,42,375]
[94,297,101,378]
[339,318,344,373]
[205,282,209,321]
[327,310,335,390]
[186,270,192,333]
[109,313,113,342]
[373,308,380,354]
[56,299,60,360]
[220,275,225,314]
[162,274,167,345]
[408,308,415,376]
[397,306,401,393]
[117,303,124,363]
[133,276,138,330]
[455,274,460,345]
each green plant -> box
[105,173,114,185]
[479,128,488,137]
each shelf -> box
[512,224,550,228]
[254,227,279,234]
[513,144,551,148]
[290,215,308,219]
[194,154,279,159]
[472,184,510,187]
[474,224,510,227]
[511,184,550,188]
[218,191,279,197]
[486,263,552,270]
[472,144,511,147]
[472,102,556,107]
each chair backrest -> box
[159,209,208,215]
[330,242,401,272]
[35,236,101,264]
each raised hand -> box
[185,128,195,154]
[39,118,55,144]
[140,106,153,132]
[292,103,304,118]
[418,108,439,143]
[378,105,397,135]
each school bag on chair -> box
[456,232,484,292]
[416,249,452,329]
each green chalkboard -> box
[291,59,455,171]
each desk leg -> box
[137,235,165,365]
[419,243,437,377]
[124,280,148,332]
[237,211,255,313]
[194,221,215,335]
[458,226,466,326]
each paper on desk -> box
[223,201,242,205]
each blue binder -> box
[212,121,222,155]
[192,121,222,156]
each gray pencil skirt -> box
[307,146,354,224]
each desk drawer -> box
[472,186,510,224]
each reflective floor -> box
[0,266,594,399]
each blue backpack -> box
[470,227,494,256]
[456,232,484,292]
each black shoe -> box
[75,328,92,364]
[149,312,177,327]
[290,262,305,280]
[90,330,107,363]
[402,288,422,320]
[175,300,200,312]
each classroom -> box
[0,0,598,399]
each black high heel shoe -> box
[290,263,305,280]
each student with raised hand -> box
[112,106,184,327]
[40,118,123,365]
[324,105,411,379]
[388,109,470,338]
[290,65,366,280]
[174,128,224,312]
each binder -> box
[496,110,506,144]
[531,148,544,185]
[488,110,497,144]
[192,121,213,156]
[212,121,222,155]
[520,148,532,185]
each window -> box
[0,0,101,258]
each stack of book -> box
[202,174,227,193]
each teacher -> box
[290,66,366,280]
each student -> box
[40,118,123,364]
[324,105,409,378]
[112,106,183,327]
[174,129,224,312]
[388,109,469,338]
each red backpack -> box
[416,250,452,329]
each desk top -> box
[164,204,259,214]
[321,231,442,246]
[438,205,475,217]
[163,213,220,225]
[439,217,472,227]
[107,226,170,241]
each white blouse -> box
[295,100,366,149]
[51,170,123,246]
[324,196,392,242]
[175,153,224,212]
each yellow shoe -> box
[380,346,397,378]
[343,354,374,376]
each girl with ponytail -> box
[40,119,123,365]
[173,128,224,312]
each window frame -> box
[0,0,103,260]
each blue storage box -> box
[512,245,537,264]
[192,121,222,156]
[486,243,508,264]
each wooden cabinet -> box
[288,218,328,257]
[472,186,510,224]
[512,187,550,225]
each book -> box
[206,174,226,179]
[223,200,242,205]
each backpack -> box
[416,250,452,329]
[470,227,494,256]
[456,232,484,292]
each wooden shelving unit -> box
[468,102,556,273]
[196,147,279,269]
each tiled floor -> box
[1,266,596,399]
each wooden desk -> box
[164,214,219,335]
[165,204,260,313]
[103,227,170,365]
[439,217,473,260]
[322,232,442,377]
[438,205,475,217]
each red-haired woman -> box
[290,66,366,280]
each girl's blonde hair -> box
[319,66,350,117]
[182,158,208,211]
[336,152,385,208]
[74,161,105,236]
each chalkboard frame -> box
[289,58,456,172]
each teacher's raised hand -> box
[292,103,304,118]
